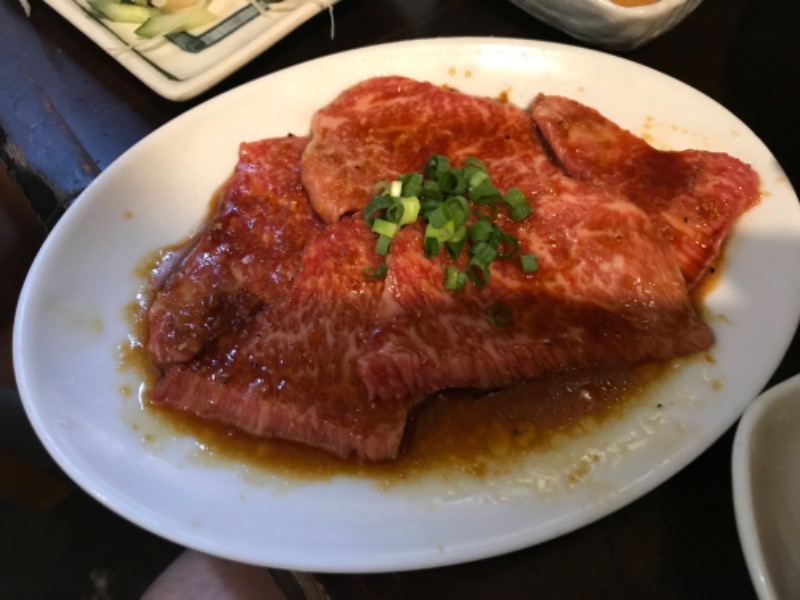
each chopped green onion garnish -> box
[372,218,399,239]
[445,237,466,260]
[470,241,498,266]
[425,221,456,243]
[363,155,537,290]
[510,204,531,222]
[467,259,491,288]
[521,254,539,273]
[468,169,489,189]
[503,187,526,207]
[438,170,466,195]
[496,233,520,259]
[444,266,466,290]
[386,196,420,225]
[375,235,392,256]
[468,220,493,242]
[469,179,500,201]
[445,195,469,226]
[363,194,393,227]
[423,235,441,258]
[448,224,466,244]
[424,154,451,178]
[400,173,423,197]
[389,180,403,197]
[473,197,497,221]
[503,187,532,221]
[427,205,451,229]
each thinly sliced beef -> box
[300,76,715,402]
[149,217,415,461]
[529,94,759,288]
[148,136,323,366]
[145,77,750,461]
[301,76,560,223]
[358,179,713,401]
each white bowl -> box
[732,373,800,600]
[509,0,703,50]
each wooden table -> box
[2,0,798,597]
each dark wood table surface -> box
[2,0,799,598]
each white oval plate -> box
[733,373,800,600]
[13,38,800,573]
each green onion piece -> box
[468,220,494,242]
[420,188,443,204]
[510,204,532,222]
[427,204,452,229]
[438,169,466,195]
[424,154,450,178]
[389,180,403,197]
[398,196,420,225]
[419,198,442,218]
[445,195,469,227]
[473,197,497,221]
[385,196,421,225]
[423,236,441,258]
[503,188,532,221]
[363,194,392,226]
[470,241,498,266]
[372,218,399,239]
[363,263,388,280]
[425,221,456,243]
[503,187,527,207]
[466,259,491,288]
[496,233,521,259]
[468,169,489,190]
[487,302,514,327]
[469,179,500,201]
[385,201,404,224]
[400,173,423,197]
[444,266,466,290]
[445,237,466,260]
[448,223,466,244]
[521,254,539,273]
[375,235,392,256]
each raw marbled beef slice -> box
[148,217,414,461]
[148,136,323,366]
[529,94,759,288]
[301,76,561,223]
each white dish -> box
[43,0,337,100]
[509,0,703,50]
[733,373,800,600]
[13,38,800,573]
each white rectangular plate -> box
[43,0,337,100]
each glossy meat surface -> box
[149,217,414,461]
[144,79,758,460]
[147,136,322,366]
[529,94,759,288]
[359,179,713,401]
[301,76,560,223]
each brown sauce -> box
[119,250,690,484]
[119,166,730,484]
